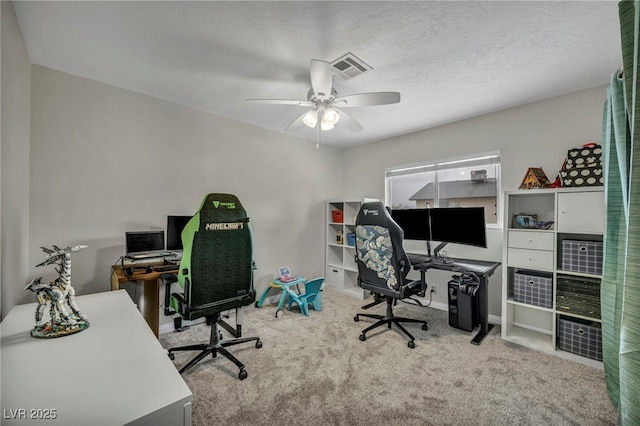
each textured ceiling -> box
[13,1,622,148]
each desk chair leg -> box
[167,313,262,380]
[354,298,428,349]
[360,295,385,310]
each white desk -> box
[1,291,192,426]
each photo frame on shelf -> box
[513,213,538,229]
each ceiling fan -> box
[246,59,400,132]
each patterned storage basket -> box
[561,240,603,275]
[557,317,603,361]
[513,270,553,308]
[556,275,601,319]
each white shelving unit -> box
[326,200,368,299]
[502,187,604,367]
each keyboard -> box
[126,251,172,260]
[154,264,178,272]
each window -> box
[385,152,501,226]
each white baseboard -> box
[407,299,502,326]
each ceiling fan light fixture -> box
[320,120,334,131]
[302,109,318,128]
[323,107,340,125]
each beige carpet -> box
[159,287,619,426]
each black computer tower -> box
[448,274,479,332]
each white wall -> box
[26,66,343,325]
[341,86,608,317]
[1,1,31,319]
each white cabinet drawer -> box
[325,266,344,289]
[508,231,554,251]
[508,248,554,270]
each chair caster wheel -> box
[255,340,263,349]
[275,309,283,318]
[408,340,416,349]
[168,352,175,360]
[239,369,248,380]
[422,324,428,331]
[354,316,359,322]
[359,334,366,342]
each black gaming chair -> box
[353,202,428,348]
[167,193,262,380]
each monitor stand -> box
[433,241,449,258]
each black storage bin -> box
[448,274,479,332]
[513,270,553,308]
[561,240,603,275]
[557,317,603,361]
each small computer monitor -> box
[125,230,165,255]
[390,209,431,241]
[429,207,487,248]
[166,215,192,251]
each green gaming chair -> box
[167,193,262,380]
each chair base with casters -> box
[168,312,262,380]
[354,294,428,349]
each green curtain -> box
[601,2,640,424]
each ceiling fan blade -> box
[285,111,309,132]
[334,92,401,107]
[335,108,364,133]
[310,59,333,99]
[246,99,314,107]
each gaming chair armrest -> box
[403,278,426,298]
[170,292,188,316]
[161,273,179,316]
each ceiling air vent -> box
[330,53,372,81]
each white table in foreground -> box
[1,290,192,426]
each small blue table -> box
[255,276,306,318]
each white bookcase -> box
[501,187,604,367]
[325,200,368,299]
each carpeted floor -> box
[159,287,618,426]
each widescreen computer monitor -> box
[166,215,192,251]
[429,207,487,251]
[390,209,431,241]
[390,206,487,256]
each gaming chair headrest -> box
[197,193,248,225]
[356,201,391,227]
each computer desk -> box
[411,254,501,345]
[111,262,179,337]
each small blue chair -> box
[286,277,324,316]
